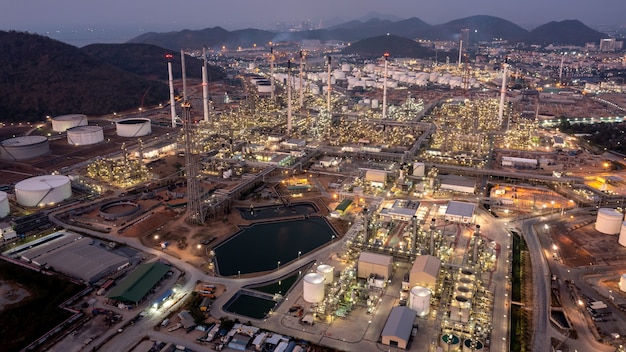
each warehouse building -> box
[358,251,393,279]
[107,261,171,306]
[409,255,441,291]
[381,306,417,349]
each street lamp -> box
[298,251,301,261]
[277,261,281,271]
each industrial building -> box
[381,306,417,349]
[438,175,476,194]
[106,261,171,306]
[13,231,129,283]
[409,255,441,291]
[357,251,393,279]
[444,201,476,223]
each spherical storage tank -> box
[409,286,431,317]
[303,273,325,303]
[15,175,72,207]
[0,191,9,218]
[51,114,88,132]
[116,118,151,137]
[595,208,623,235]
[67,126,104,146]
[316,264,334,284]
[0,136,49,161]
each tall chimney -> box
[202,47,209,122]
[166,53,176,127]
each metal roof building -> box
[381,306,417,349]
[409,255,441,291]
[107,261,170,305]
[444,201,476,223]
[15,231,129,283]
[358,251,393,279]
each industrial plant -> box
[2,23,626,352]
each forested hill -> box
[0,31,171,122]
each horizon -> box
[2,0,625,47]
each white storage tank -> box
[595,208,623,235]
[316,264,334,284]
[371,99,379,109]
[116,118,151,137]
[463,339,484,352]
[0,136,49,161]
[51,114,88,132]
[67,126,104,145]
[303,273,325,303]
[409,286,431,317]
[15,175,72,207]
[0,191,9,218]
[620,222,626,247]
[341,63,351,72]
[620,273,626,292]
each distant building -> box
[599,38,623,52]
[460,28,470,46]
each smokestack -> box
[327,55,332,113]
[559,55,564,84]
[181,49,188,101]
[299,50,305,108]
[498,59,508,126]
[270,45,275,100]
[287,59,292,135]
[166,53,176,127]
[458,40,463,67]
[382,52,389,119]
[202,47,209,122]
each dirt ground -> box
[0,280,32,310]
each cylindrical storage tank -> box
[620,222,626,247]
[440,334,461,352]
[0,191,9,218]
[15,175,72,207]
[317,264,334,284]
[595,208,623,235]
[51,114,88,132]
[341,63,350,72]
[371,99,379,109]
[463,339,484,352]
[333,70,346,80]
[0,136,49,161]
[116,118,151,137]
[67,126,104,145]
[303,273,325,303]
[409,286,431,317]
[620,273,626,292]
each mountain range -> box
[128,15,609,50]
[0,31,225,122]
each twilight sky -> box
[1,0,624,45]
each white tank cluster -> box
[116,118,151,137]
[15,175,72,207]
[595,208,623,235]
[303,272,325,303]
[619,222,626,247]
[316,264,334,284]
[67,125,104,146]
[0,135,50,161]
[450,269,475,323]
[409,286,431,317]
[51,114,88,132]
[0,191,9,218]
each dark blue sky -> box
[1,0,623,45]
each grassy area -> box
[0,260,84,351]
[510,232,530,352]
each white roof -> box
[381,306,416,341]
[359,251,393,266]
[15,175,70,192]
[445,201,475,218]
